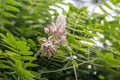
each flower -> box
[41,37,57,59]
[44,14,67,37]
[44,14,67,46]
[41,14,67,58]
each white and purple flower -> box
[41,14,67,58]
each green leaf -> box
[0,78,7,80]
[0,50,3,55]
[6,33,16,43]
[3,12,17,18]
[100,6,108,13]
[0,8,3,13]
[0,63,13,69]
[22,56,36,61]
[104,53,114,59]
[15,41,30,51]
[28,39,36,47]
[67,27,83,33]
[98,74,104,80]
[24,63,39,67]
[110,0,117,5]
[0,60,11,64]
[20,51,33,55]
[0,33,7,39]
[70,43,78,49]
[5,5,20,12]
[71,59,78,68]
[77,54,86,59]
[0,1,3,5]
[30,71,41,79]
[93,29,103,32]
[5,51,20,59]
[96,51,104,58]
[6,0,21,6]
[104,2,113,10]
[1,33,16,48]
[86,39,95,44]
[79,48,88,53]
[3,44,18,53]
[0,19,13,25]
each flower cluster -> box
[41,14,67,58]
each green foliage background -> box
[0,0,120,80]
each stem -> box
[68,46,78,80]
[70,52,78,80]
[34,48,41,58]
[41,60,89,74]
[73,65,78,80]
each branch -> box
[40,60,90,74]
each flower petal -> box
[41,38,47,43]
[56,14,66,29]
[60,40,68,46]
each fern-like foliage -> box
[37,3,103,80]
[0,0,62,37]
[91,0,120,79]
[0,33,37,80]
[0,0,120,80]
